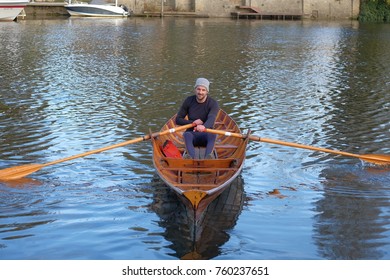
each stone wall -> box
[25,2,69,17]
[195,0,242,17]
[24,0,360,19]
[303,0,360,19]
[242,0,303,14]
[124,0,360,19]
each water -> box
[0,17,389,260]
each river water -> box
[0,17,389,260]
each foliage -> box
[359,0,390,22]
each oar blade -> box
[0,164,43,181]
[0,124,195,181]
[361,154,390,166]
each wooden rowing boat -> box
[151,109,249,222]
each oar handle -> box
[43,123,195,167]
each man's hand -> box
[193,119,204,125]
[195,124,206,132]
[193,119,205,131]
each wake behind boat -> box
[65,0,130,17]
[0,0,29,21]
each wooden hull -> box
[152,110,248,222]
[151,174,245,259]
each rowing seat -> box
[214,144,238,149]
[161,157,238,170]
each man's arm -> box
[175,97,192,125]
[203,99,219,128]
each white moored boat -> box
[65,0,129,17]
[0,0,29,21]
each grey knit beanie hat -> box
[194,78,210,92]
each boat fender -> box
[162,140,182,158]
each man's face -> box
[195,86,208,102]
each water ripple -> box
[0,19,389,260]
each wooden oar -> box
[205,128,390,166]
[0,123,195,181]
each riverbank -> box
[19,0,359,20]
[20,2,302,20]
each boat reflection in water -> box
[150,175,245,259]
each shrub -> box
[359,0,390,22]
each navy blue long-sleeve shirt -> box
[175,95,219,129]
